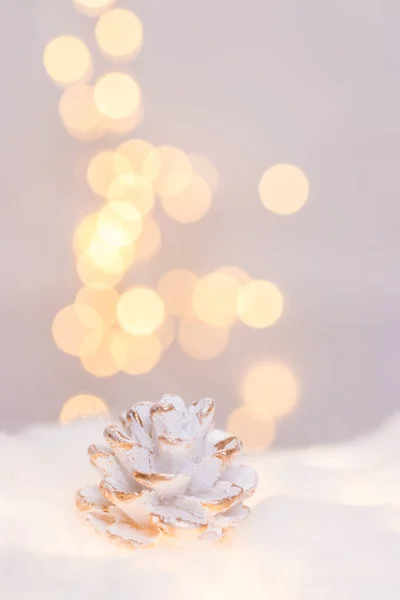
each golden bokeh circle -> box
[80,329,124,377]
[193,272,241,327]
[94,72,141,120]
[157,269,199,317]
[107,173,154,217]
[156,315,176,352]
[76,252,125,290]
[237,280,283,328]
[161,173,212,223]
[135,216,161,261]
[95,9,143,61]
[97,202,142,247]
[87,150,132,197]
[259,163,309,215]
[178,316,230,360]
[43,36,92,86]
[241,361,299,419]
[149,146,193,196]
[73,0,116,17]
[189,154,219,194]
[58,84,104,142]
[117,139,160,181]
[60,394,108,424]
[227,405,275,453]
[113,331,162,375]
[52,304,104,357]
[117,287,165,335]
[75,287,119,328]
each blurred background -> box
[0,0,399,448]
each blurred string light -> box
[135,215,161,261]
[97,202,143,246]
[52,304,103,357]
[94,72,141,120]
[192,271,241,327]
[161,173,212,223]
[117,287,165,335]
[95,9,143,62]
[43,36,92,86]
[102,103,144,137]
[58,84,104,142]
[237,279,283,328]
[107,173,154,216]
[226,405,275,453]
[76,252,125,290]
[59,394,108,424]
[80,328,124,377]
[149,146,193,196]
[240,361,299,419]
[113,330,162,374]
[156,315,176,352]
[116,139,160,181]
[259,163,309,215]
[87,150,132,197]
[73,0,116,18]
[75,287,119,328]
[157,269,199,317]
[178,316,230,360]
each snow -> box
[1,416,400,599]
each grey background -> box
[0,0,399,445]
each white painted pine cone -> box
[76,395,258,547]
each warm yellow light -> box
[52,304,103,357]
[216,266,251,285]
[117,139,160,181]
[135,216,161,261]
[97,202,142,246]
[86,234,126,274]
[149,146,193,196]
[192,272,241,327]
[227,405,275,453]
[76,253,125,290]
[157,269,199,317]
[113,331,162,375]
[58,84,104,142]
[94,72,141,120]
[102,104,143,136]
[241,361,299,419]
[161,173,212,223]
[73,0,116,17]
[43,36,92,86]
[87,150,132,197]
[75,287,119,328]
[156,315,176,352]
[73,213,98,256]
[189,154,219,193]
[80,329,124,377]
[178,316,230,360]
[259,163,309,215]
[107,173,154,217]
[60,394,108,424]
[117,287,165,335]
[95,9,143,61]
[237,279,283,328]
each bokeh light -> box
[237,279,283,328]
[156,315,176,352]
[149,146,193,196]
[73,213,98,256]
[76,252,125,290]
[157,269,199,317]
[189,154,219,194]
[113,331,162,375]
[117,139,160,181]
[107,173,154,217]
[216,265,251,285]
[259,163,309,215]
[86,234,126,274]
[97,202,142,246]
[102,104,143,137]
[80,329,124,377]
[43,36,92,86]
[73,0,116,17]
[227,405,275,453]
[117,287,164,335]
[75,287,119,328]
[58,84,104,142]
[94,72,141,120]
[178,316,230,360]
[192,272,241,327]
[161,173,212,223]
[240,361,299,419]
[95,9,143,61]
[135,216,161,261]
[52,304,103,357]
[59,394,108,424]
[87,150,132,197]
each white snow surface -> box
[1,416,400,599]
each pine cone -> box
[76,395,258,547]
